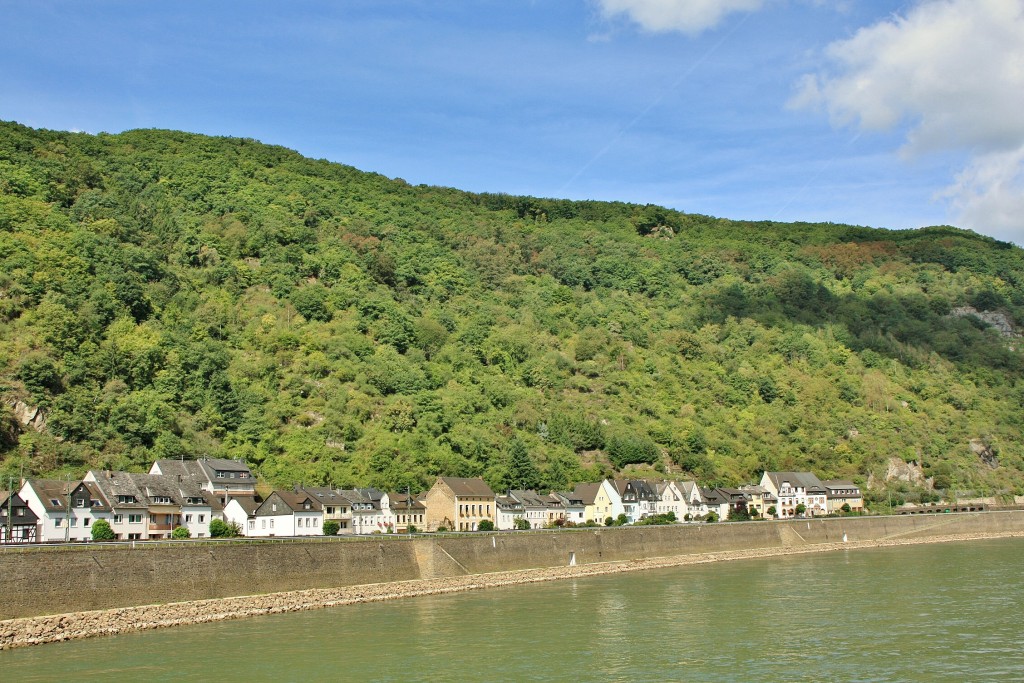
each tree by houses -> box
[323,520,340,536]
[171,526,191,539]
[795,503,807,516]
[91,519,115,541]
[477,519,495,531]
[506,438,542,491]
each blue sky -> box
[2,1,1023,244]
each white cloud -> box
[793,0,1024,243]
[941,145,1024,244]
[595,0,766,35]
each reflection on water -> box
[3,539,1023,682]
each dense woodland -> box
[1,120,1023,504]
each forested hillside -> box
[2,120,1022,502]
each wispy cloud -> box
[594,0,766,35]
[792,0,1024,243]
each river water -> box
[3,538,1023,682]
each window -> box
[272,503,277,512]
[249,520,254,530]
[269,519,274,529]
[152,496,171,504]
[261,520,266,529]
[75,498,86,507]
[113,514,123,523]
[128,533,141,540]
[70,518,77,527]
[84,518,91,526]
[54,518,62,527]
[198,515,205,523]
[128,514,142,524]
[50,498,61,506]
[185,514,193,523]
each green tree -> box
[766,506,777,518]
[91,518,115,541]
[506,438,542,491]
[171,526,191,539]
[323,520,340,536]
[513,517,530,530]
[477,519,495,531]
[209,518,240,538]
[795,503,807,516]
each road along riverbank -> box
[2,529,1023,650]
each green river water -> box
[3,538,1023,682]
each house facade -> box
[0,491,39,543]
[423,477,495,532]
[822,480,864,513]
[760,472,828,518]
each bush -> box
[171,526,191,539]
[766,506,777,518]
[705,512,718,523]
[209,518,240,538]
[477,519,495,531]
[407,524,419,534]
[840,503,852,514]
[795,503,806,516]
[616,513,629,526]
[323,520,340,536]
[604,516,614,527]
[91,518,115,541]
[514,518,531,530]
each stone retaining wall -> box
[2,511,1023,622]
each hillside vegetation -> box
[1,120,1022,502]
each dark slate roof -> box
[765,471,826,493]
[86,471,149,509]
[230,496,261,516]
[0,492,39,525]
[510,489,552,507]
[496,495,524,512]
[439,477,494,498]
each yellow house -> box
[423,477,495,532]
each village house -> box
[225,496,261,536]
[150,458,256,501]
[383,491,426,533]
[677,480,707,519]
[822,480,864,514]
[495,493,526,530]
[570,482,601,523]
[760,472,828,518]
[0,490,39,543]
[653,480,685,520]
[621,480,659,523]
[739,484,777,518]
[85,471,155,540]
[299,486,350,533]
[551,491,586,526]
[21,478,112,542]
[510,489,552,529]
[593,478,626,523]
[423,477,494,532]
[250,490,323,537]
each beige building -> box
[822,480,864,513]
[423,477,495,532]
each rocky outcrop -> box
[970,438,999,468]
[8,400,46,432]
[950,307,1020,338]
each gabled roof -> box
[0,491,39,525]
[495,494,524,511]
[553,491,584,506]
[764,471,826,493]
[23,479,77,512]
[571,482,600,505]
[276,490,323,512]
[227,496,261,516]
[510,489,553,507]
[439,477,494,498]
[387,491,426,511]
[86,471,149,509]
[821,479,860,490]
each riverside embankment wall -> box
[3,511,1023,620]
